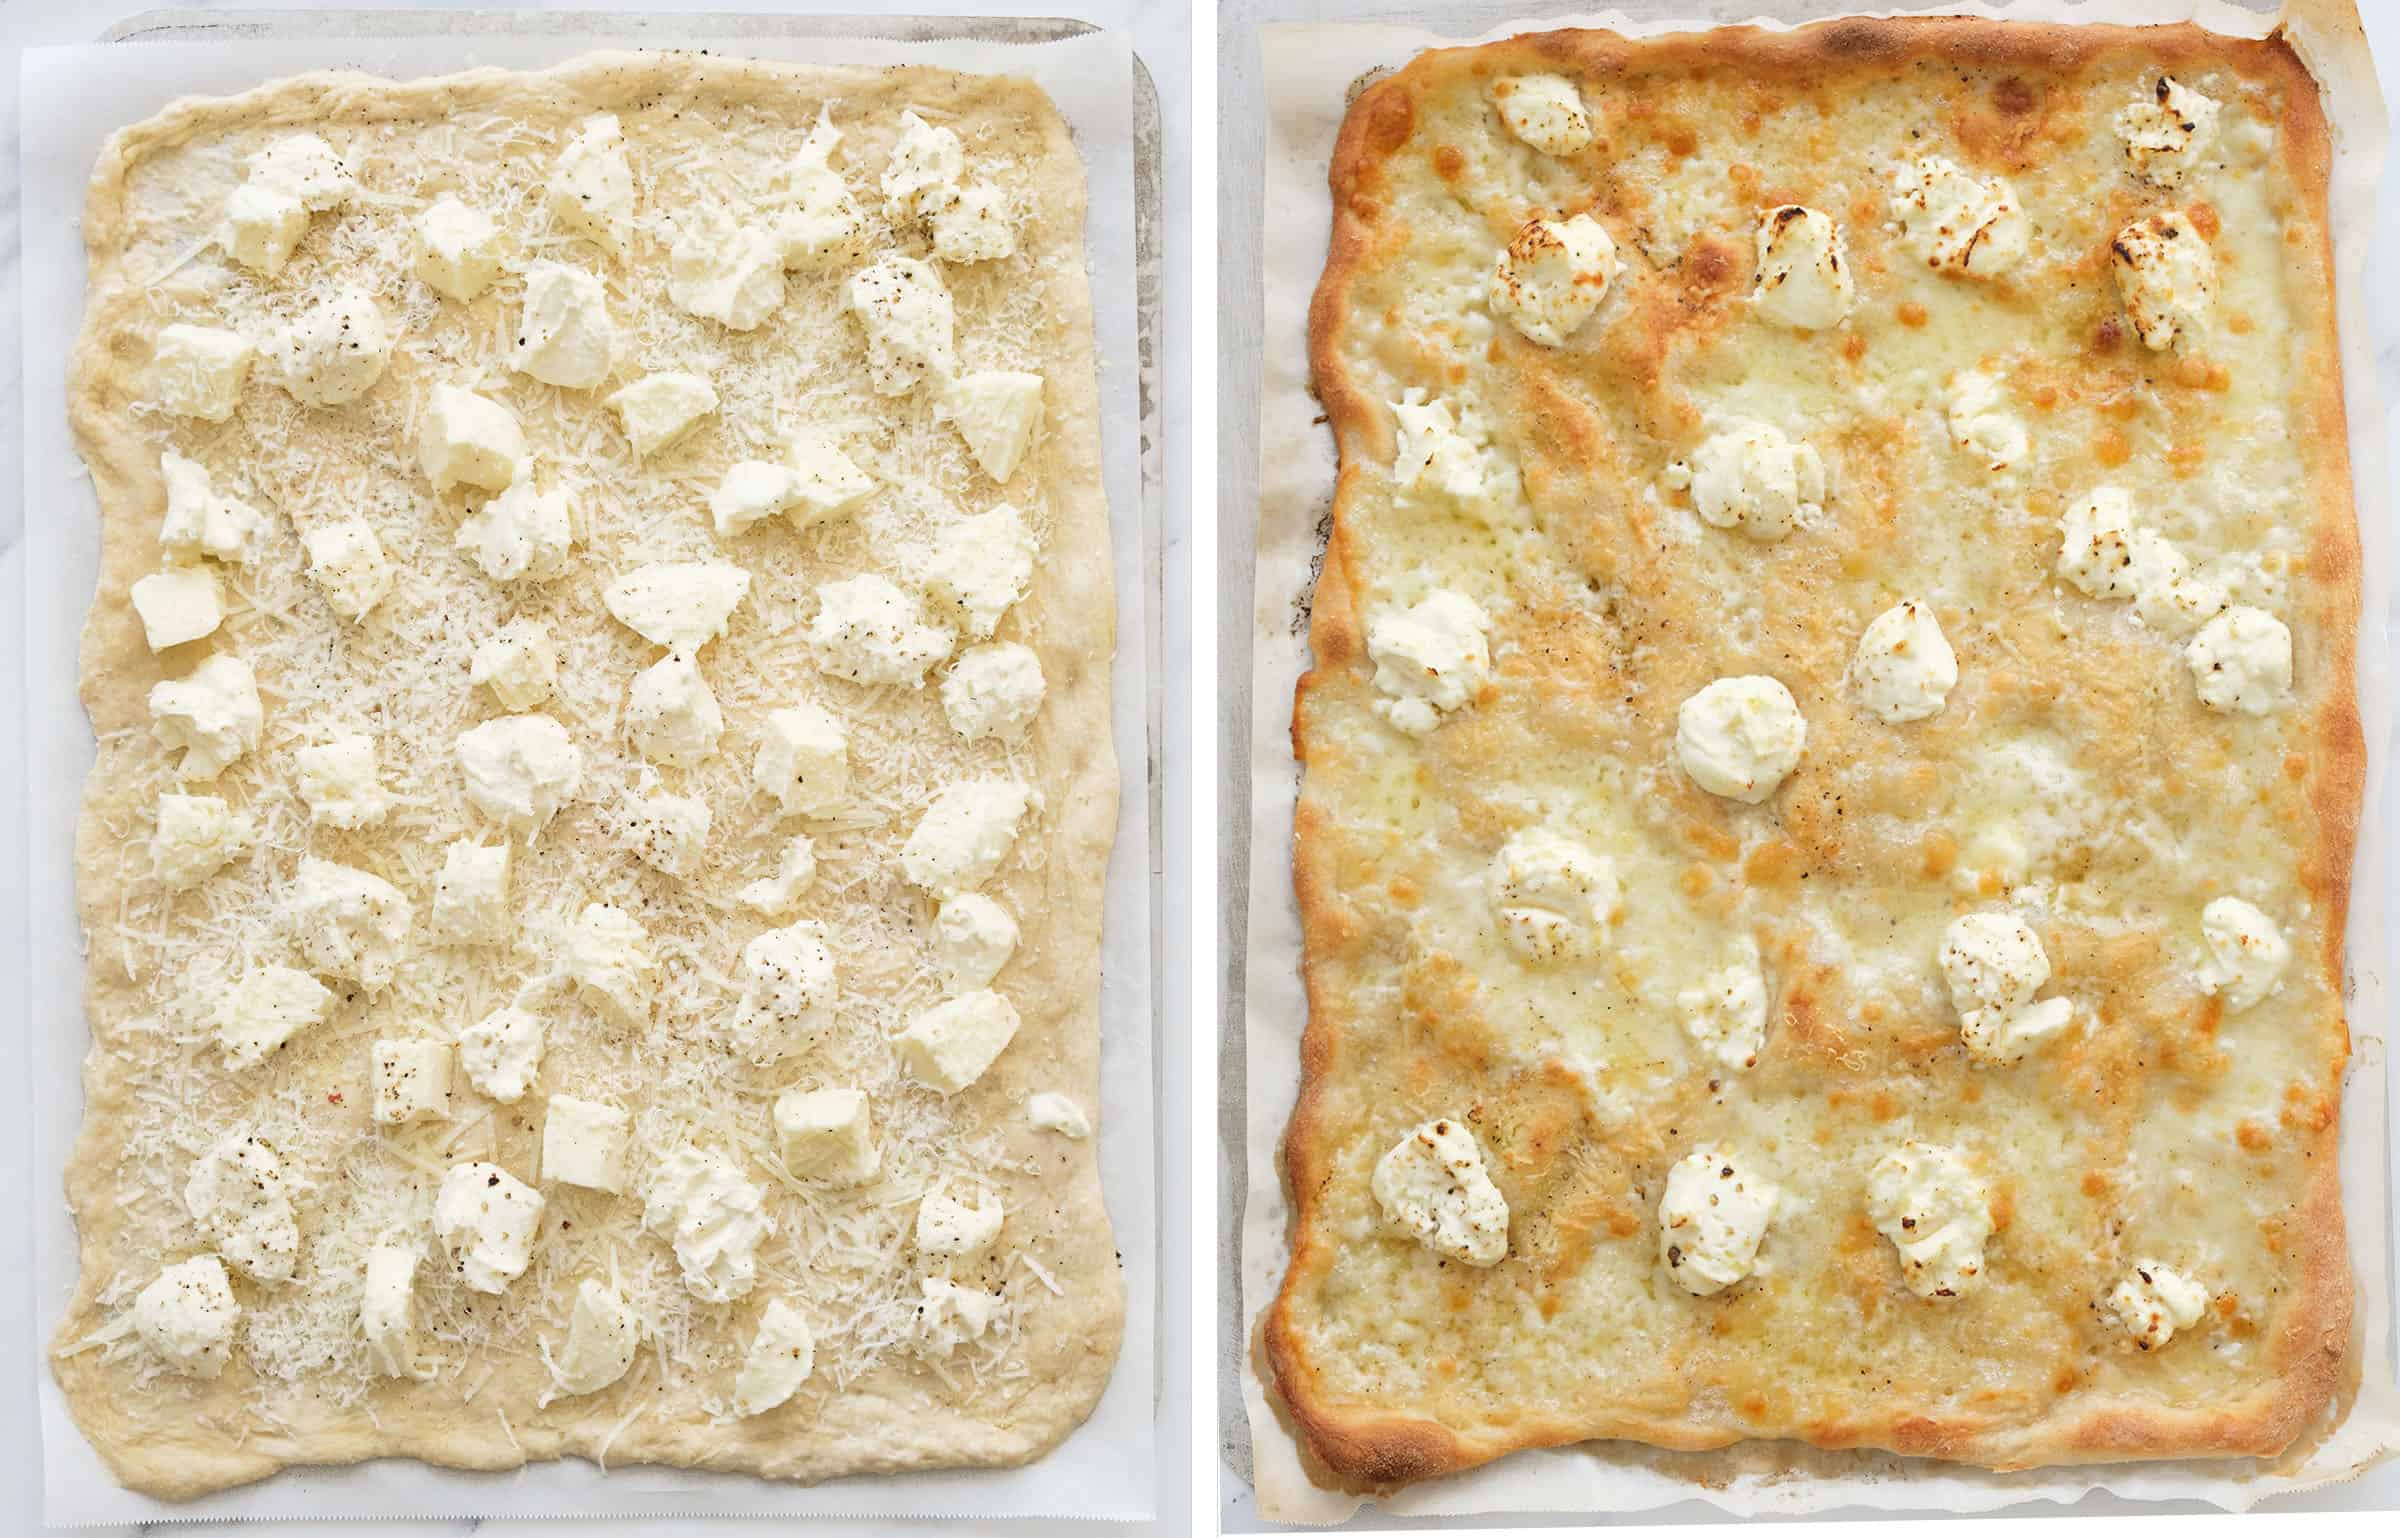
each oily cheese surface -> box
[58,52,1118,1498]
[1271,18,2359,1487]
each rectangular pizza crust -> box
[1271,16,2359,1489]
[55,51,1119,1499]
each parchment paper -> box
[1239,0,2400,1522]
[19,18,1155,1528]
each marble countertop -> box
[1,1,1194,1532]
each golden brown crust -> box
[1272,14,2362,1492]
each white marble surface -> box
[1,1,1194,1532]
[1218,0,2400,1528]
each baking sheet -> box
[18,15,1157,1528]
[1236,0,2400,1523]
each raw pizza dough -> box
[55,51,1119,1499]
[1270,15,2360,1489]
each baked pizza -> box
[53,51,1119,1497]
[1269,15,2361,1487]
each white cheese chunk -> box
[922,503,1034,639]
[360,1242,419,1377]
[931,181,1017,263]
[150,653,262,780]
[2111,1260,2211,1349]
[291,856,413,991]
[471,619,558,710]
[2055,488,2230,634]
[295,733,390,829]
[184,1130,299,1283]
[901,779,1032,896]
[808,574,953,687]
[550,114,635,254]
[1371,1117,1508,1266]
[733,1299,816,1416]
[302,520,394,622]
[668,206,786,331]
[542,1094,632,1194]
[753,700,849,819]
[942,371,1044,483]
[783,434,879,529]
[1492,74,1593,156]
[606,371,717,459]
[1850,600,1958,724]
[414,195,502,301]
[1676,675,1806,803]
[845,256,957,396]
[553,1279,638,1397]
[133,1256,239,1379]
[643,1145,776,1303]
[216,964,334,1071]
[1668,419,1823,542]
[249,132,355,209]
[2185,605,2291,715]
[1389,389,1509,517]
[619,787,710,877]
[152,792,250,890]
[1939,910,2074,1064]
[457,478,576,584]
[419,384,526,494]
[1489,213,1621,347]
[603,561,751,652]
[915,1277,1000,1357]
[432,838,510,944]
[1867,1141,1994,1299]
[915,1192,1004,1258]
[1658,1148,1779,1295]
[735,922,837,1066]
[772,1086,881,1184]
[433,1161,544,1294]
[2198,896,2289,1011]
[512,261,615,389]
[221,134,349,274]
[270,287,391,407]
[1365,589,1492,735]
[934,893,1019,989]
[1946,368,2028,472]
[1026,1092,1091,1139]
[1890,156,2027,277]
[1678,939,1770,1073]
[2058,486,2141,598]
[2117,77,2223,188]
[740,836,819,916]
[158,451,264,564]
[777,108,867,271]
[941,642,1046,741]
[705,437,882,537]
[1488,828,1617,963]
[372,1038,453,1125]
[2112,211,2216,350]
[2126,531,2231,635]
[895,990,1021,1095]
[882,110,964,220]
[710,460,803,538]
[151,323,253,422]
[878,109,1006,260]
[566,902,655,1027]
[458,1006,545,1104]
[1751,205,1855,330]
[457,713,584,832]
[626,652,725,768]
[130,566,224,651]
[222,181,309,275]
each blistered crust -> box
[59,51,1120,1499]
[1273,14,2360,1491]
